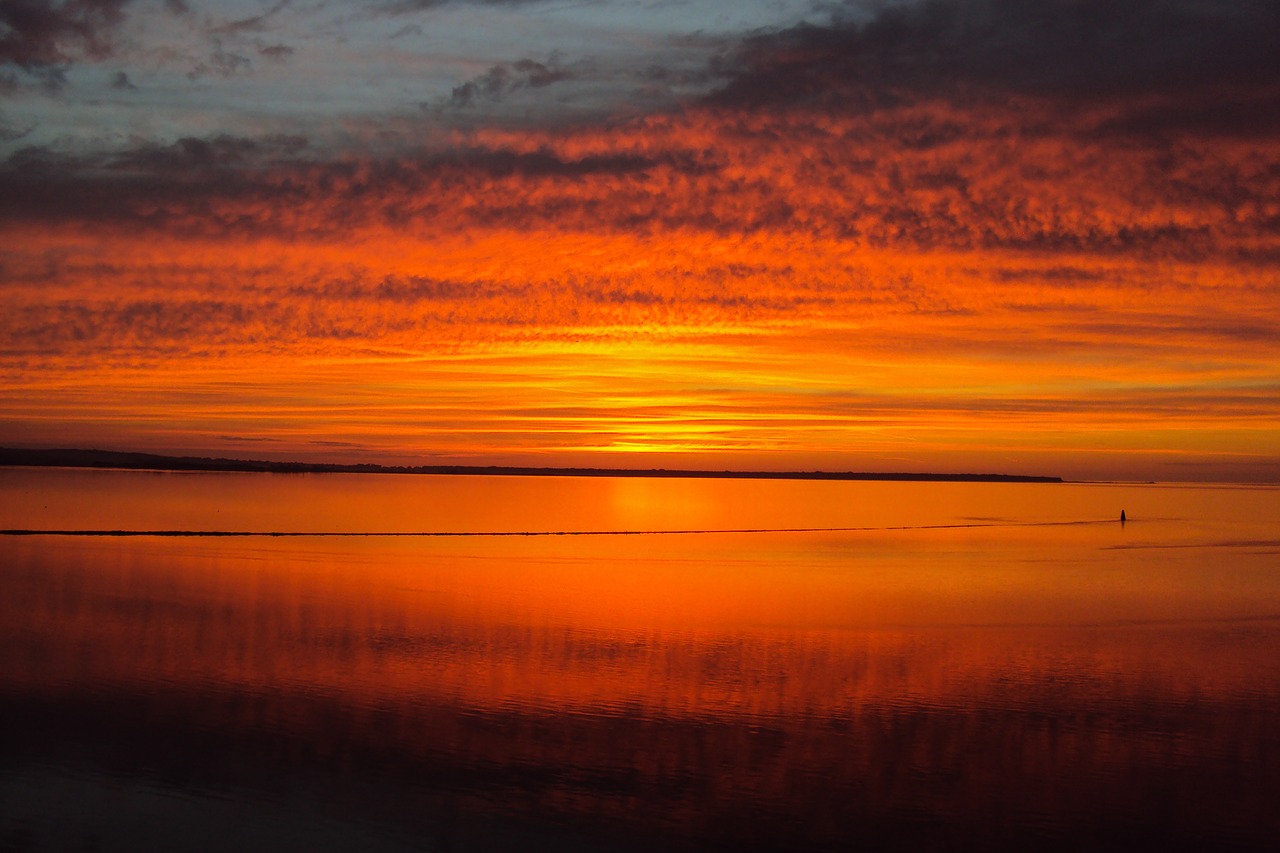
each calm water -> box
[2,468,1279,851]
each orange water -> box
[2,469,1278,850]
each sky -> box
[1,0,1278,481]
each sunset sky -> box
[1,0,1278,481]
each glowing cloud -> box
[2,1,1278,480]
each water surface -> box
[2,469,1278,850]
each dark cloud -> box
[0,0,132,70]
[436,147,656,178]
[108,133,310,172]
[511,58,570,88]
[0,297,257,353]
[711,0,1280,113]
[209,0,290,35]
[378,0,546,11]
[0,134,311,233]
[187,43,251,79]
[258,43,294,62]
[109,68,134,89]
[1093,87,1280,140]
[0,135,657,235]
[30,64,67,92]
[639,62,717,88]
[448,58,572,108]
[389,23,422,39]
[1,75,1274,267]
[0,116,35,140]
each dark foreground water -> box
[2,469,1279,851]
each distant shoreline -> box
[0,447,1063,484]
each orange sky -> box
[1,1,1278,481]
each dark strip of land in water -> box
[0,448,1062,483]
[0,520,1113,538]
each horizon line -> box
[0,446,1065,484]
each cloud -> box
[1091,87,1280,140]
[3,208,1273,366]
[0,2,1275,478]
[389,23,422,39]
[187,42,252,79]
[28,64,67,92]
[377,0,548,11]
[109,68,134,89]
[2,92,1277,272]
[0,116,35,140]
[208,0,290,36]
[0,0,133,70]
[108,133,308,172]
[709,0,1280,122]
[0,3,1276,333]
[447,57,573,108]
[257,43,294,62]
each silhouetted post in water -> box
[1120,510,1126,524]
